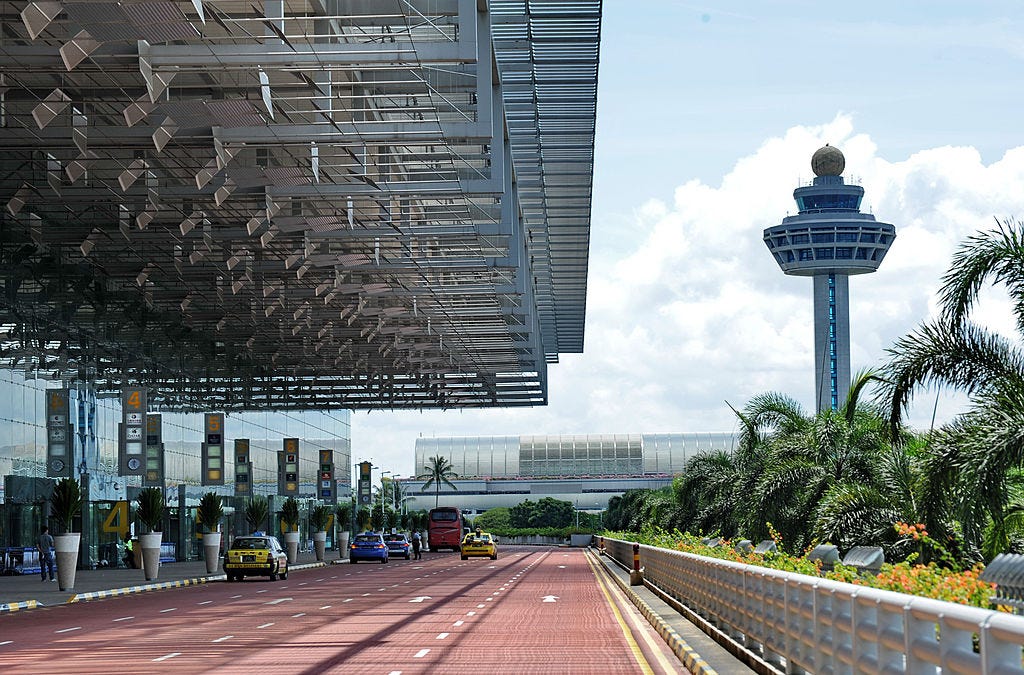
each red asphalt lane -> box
[0,547,683,674]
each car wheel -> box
[490,554,497,560]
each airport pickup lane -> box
[0,548,682,674]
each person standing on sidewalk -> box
[37,526,55,581]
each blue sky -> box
[354,2,1024,479]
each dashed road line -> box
[153,652,181,662]
[319,605,332,609]
[413,649,430,658]
[257,622,275,629]
[212,635,233,643]
[112,616,133,622]
[198,600,213,605]
[343,598,353,603]
[55,626,81,633]
[436,633,449,640]
[160,608,177,613]
[453,620,464,627]
[466,611,476,616]
[0,641,11,646]
[292,612,306,618]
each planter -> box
[570,534,594,548]
[54,533,80,591]
[202,532,222,574]
[139,532,162,581]
[337,531,350,560]
[283,530,300,563]
[312,531,327,562]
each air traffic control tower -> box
[763,145,896,412]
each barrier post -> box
[629,543,644,586]
[598,536,606,555]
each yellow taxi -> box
[460,529,498,560]
[224,535,289,581]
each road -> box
[0,547,685,674]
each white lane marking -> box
[257,622,275,629]
[378,588,386,591]
[361,593,371,597]
[55,627,81,633]
[403,580,411,584]
[388,672,402,675]
[256,589,268,594]
[112,616,134,622]
[542,595,559,603]
[453,620,464,627]
[319,605,332,610]
[292,612,306,618]
[153,652,181,662]
[198,600,213,605]
[265,597,293,605]
[558,565,566,569]
[466,611,476,616]
[409,596,431,603]
[298,582,308,586]
[413,649,430,658]
[343,598,353,603]
[485,597,493,602]
[477,604,485,608]
[436,633,449,640]
[160,608,177,613]
[230,594,242,599]
[0,640,11,646]
[212,635,234,643]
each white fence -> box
[603,537,1024,674]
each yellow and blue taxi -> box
[460,529,497,560]
[223,535,289,581]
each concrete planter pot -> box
[283,530,300,563]
[312,531,327,562]
[54,533,80,591]
[139,532,162,581]
[202,532,222,574]
[337,531,350,560]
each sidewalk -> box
[0,551,335,612]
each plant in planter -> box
[49,477,83,591]
[309,504,332,562]
[281,496,301,563]
[136,487,165,581]
[197,492,224,574]
[335,501,353,560]
[245,495,269,534]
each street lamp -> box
[381,470,392,532]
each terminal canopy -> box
[0,0,600,410]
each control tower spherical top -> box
[811,144,845,177]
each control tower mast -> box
[763,145,896,412]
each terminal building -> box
[402,433,738,514]
[0,2,601,566]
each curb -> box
[67,575,224,603]
[0,561,330,611]
[588,549,718,675]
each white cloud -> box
[355,114,1024,478]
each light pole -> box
[381,470,392,532]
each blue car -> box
[350,532,388,563]
[385,533,411,560]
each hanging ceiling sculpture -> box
[0,0,600,410]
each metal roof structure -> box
[0,0,601,410]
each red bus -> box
[427,507,463,551]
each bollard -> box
[629,543,644,586]
[598,536,606,556]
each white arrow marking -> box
[409,596,432,603]
[265,597,292,605]
[542,595,559,603]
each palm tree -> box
[418,455,458,508]
[882,219,1024,560]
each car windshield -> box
[232,538,270,550]
[355,535,380,543]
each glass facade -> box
[414,432,737,480]
[0,369,351,566]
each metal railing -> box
[603,537,1024,674]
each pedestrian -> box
[37,525,55,582]
[411,530,422,560]
[123,533,135,569]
